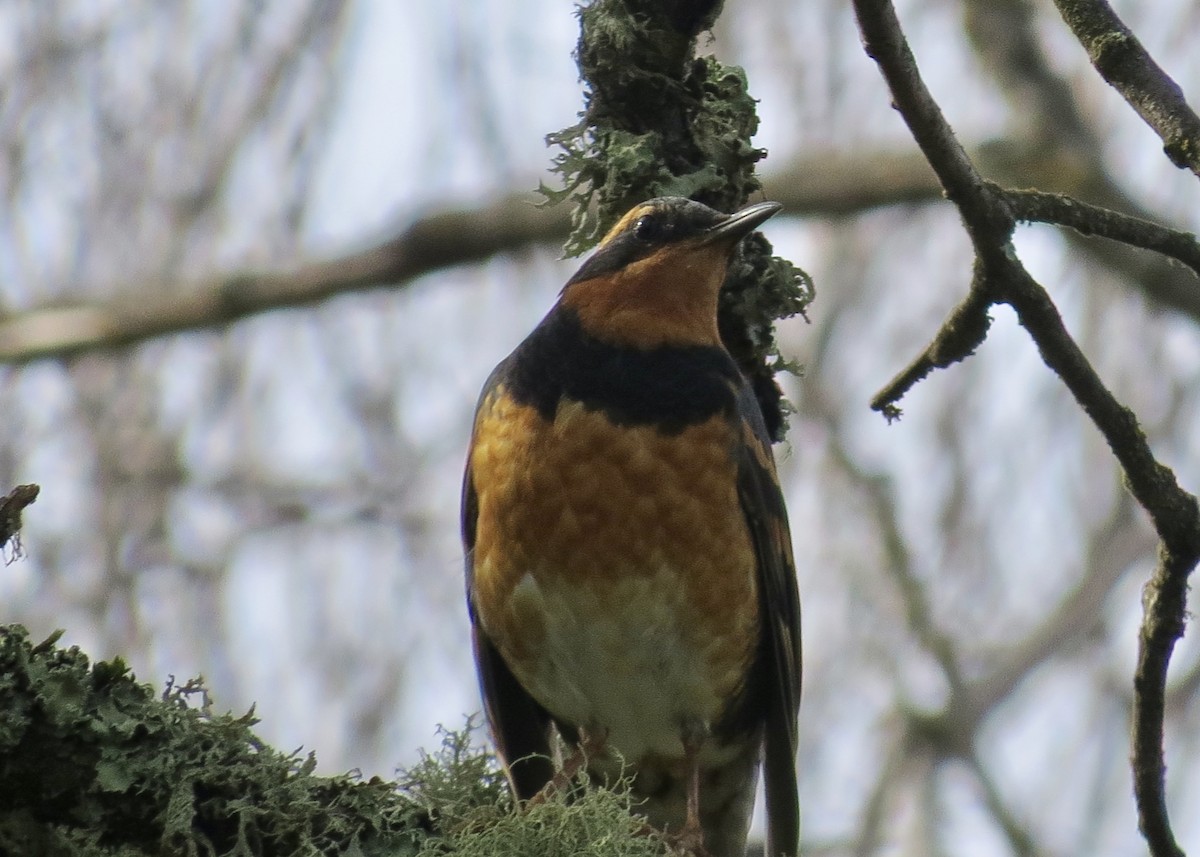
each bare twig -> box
[873,181,1200,417]
[968,490,1148,715]
[0,194,566,364]
[1051,0,1200,176]
[852,0,1009,419]
[964,753,1040,857]
[851,1,1200,854]
[868,273,992,420]
[1005,187,1200,278]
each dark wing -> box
[734,383,802,857]
[462,363,555,800]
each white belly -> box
[501,567,755,763]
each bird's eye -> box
[634,215,663,242]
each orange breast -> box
[468,386,760,756]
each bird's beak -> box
[700,201,782,246]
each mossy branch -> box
[0,626,670,857]
[543,0,813,441]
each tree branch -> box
[868,274,992,420]
[1004,186,1200,277]
[958,0,1200,317]
[3,143,1199,366]
[1051,0,1200,176]
[0,194,567,363]
[851,1,1200,854]
[3,148,940,365]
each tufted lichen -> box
[542,0,814,440]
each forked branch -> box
[851,1,1200,854]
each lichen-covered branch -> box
[0,625,429,855]
[1005,187,1200,278]
[1051,0,1200,177]
[544,0,812,440]
[0,625,669,857]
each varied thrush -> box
[462,197,801,857]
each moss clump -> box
[418,783,667,857]
[543,0,814,440]
[403,733,666,857]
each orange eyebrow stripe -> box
[597,204,658,248]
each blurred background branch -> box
[4,148,1199,366]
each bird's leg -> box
[671,722,710,856]
[527,726,607,806]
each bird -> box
[461,196,801,857]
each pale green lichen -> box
[0,625,673,857]
[542,0,814,440]
[0,624,425,856]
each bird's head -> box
[559,197,781,349]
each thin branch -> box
[852,0,1010,420]
[851,2,1200,854]
[868,272,992,419]
[2,148,942,365]
[1005,186,1200,278]
[967,490,1148,715]
[1051,0,1200,176]
[851,0,1015,259]
[964,753,1040,857]
[0,194,567,363]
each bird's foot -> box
[526,727,607,806]
[526,760,582,806]
[663,820,710,857]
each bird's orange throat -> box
[560,242,730,349]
